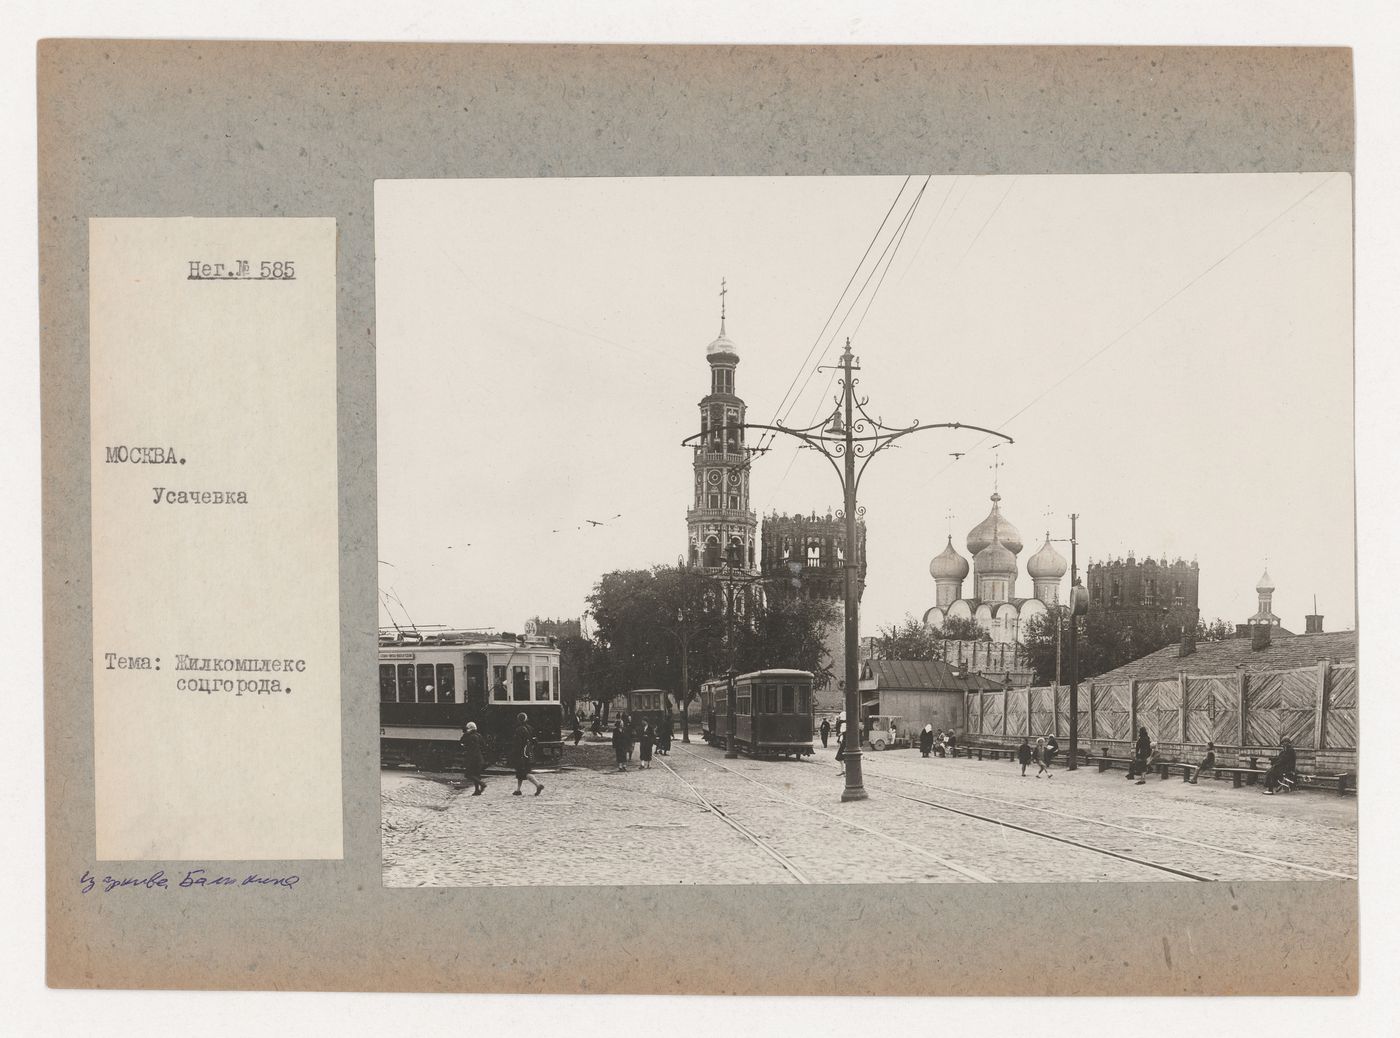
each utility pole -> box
[1068,512,1081,770]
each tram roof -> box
[734,668,814,681]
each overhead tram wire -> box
[921,171,1342,489]
[768,176,935,492]
[753,176,913,456]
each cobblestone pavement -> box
[380,736,1357,887]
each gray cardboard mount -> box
[40,41,1356,994]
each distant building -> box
[524,617,582,641]
[1088,629,1354,684]
[857,659,1002,737]
[1086,552,1200,632]
[1233,568,1295,637]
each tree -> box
[1200,617,1235,641]
[873,614,943,661]
[939,615,991,642]
[1021,607,1188,685]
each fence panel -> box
[1029,687,1055,737]
[1186,676,1238,746]
[1278,669,1318,749]
[1139,678,1180,744]
[1004,690,1028,736]
[982,693,1004,736]
[1245,672,1282,746]
[1325,666,1357,749]
[1095,682,1130,741]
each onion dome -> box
[966,492,1022,556]
[974,530,1018,577]
[1027,533,1068,580]
[706,328,740,362]
[1256,568,1275,593]
[929,535,971,582]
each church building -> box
[921,492,1068,645]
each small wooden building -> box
[857,659,1004,738]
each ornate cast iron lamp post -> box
[685,339,1013,801]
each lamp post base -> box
[840,749,866,801]
[840,785,869,802]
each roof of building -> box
[1089,630,1356,683]
[860,658,1005,692]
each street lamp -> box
[684,339,1013,802]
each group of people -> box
[609,716,673,772]
[917,725,959,758]
[1121,727,1297,792]
[458,711,545,798]
[1015,734,1061,777]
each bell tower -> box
[687,279,758,575]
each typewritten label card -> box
[89,218,342,860]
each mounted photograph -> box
[374,173,1355,887]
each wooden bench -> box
[1285,771,1356,796]
[1210,765,1269,788]
[1155,760,1198,781]
[1095,754,1138,773]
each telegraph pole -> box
[1067,512,1081,770]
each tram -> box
[700,669,815,759]
[379,628,564,771]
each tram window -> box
[553,667,560,701]
[436,664,455,703]
[417,664,436,703]
[764,686,778,713]
[534,666,550,700]
[397,663,416,703]
[512,665,530,701]
[799,687,810,713]
[781,685,795,713]
[737,694,750,716]
[379,664,396,702]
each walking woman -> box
[919,724,934,758]
[1034,735,1052,778]
[459,721,486,795]
[658,717,673,756]
[1017,737,1033,776]
[611,720,628,772]
[510,711,544,797]
[1129,726,1152,785]
[639,723,656,770]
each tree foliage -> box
[870,613,991,662]
[1021,608,1201,685]
[583,565,840,709]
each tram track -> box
[857,763,1357,882]
[655,756,813,884]
[672,748,995,883]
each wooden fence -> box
[963,662,1357,766]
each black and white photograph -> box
[374,172,1356,887]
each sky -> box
[375,173,1353,638]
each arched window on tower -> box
[704,537,720,569]
[807,541,821,567]
[727,537,743,569]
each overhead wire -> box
[920,172,1341,489]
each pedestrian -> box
[459,721,487,795]
[659,717,672,756]
[639,723,657,769]
[919,724,934,758]
[1045,733,1059,768]
[835,734,846,775]
[888,718,899,746]
[1129,726,1151,784]
[1017,737,1032,776]
[1034,735,1052,778]
[946,730,958,756]
[934,729,947,757]
[1190,741,1216,784]
[624,721,635,762]
[571,718,584,746]
[1263,737,1297,794]
[819,717,831,749]
[510,711,544,796]
[611,721,628,772]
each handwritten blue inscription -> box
[80,868,300,894]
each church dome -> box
[929,535,970,582]
[966,493,1022,556]
[973,533,1018,577]
[1256,568,1275,593]
[706,329,739,362]
[1027,534,1068,580]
